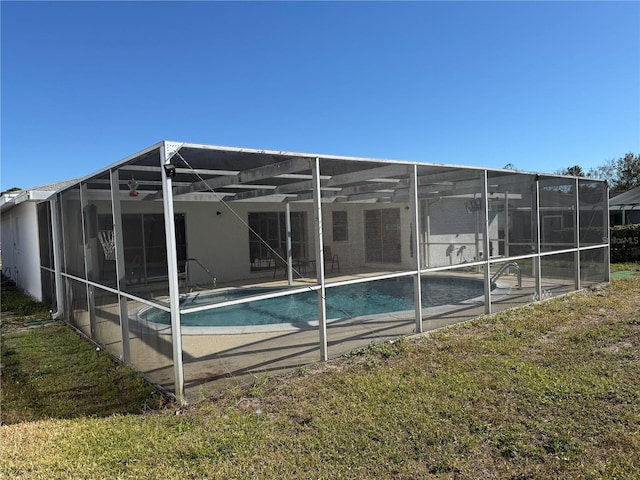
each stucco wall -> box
[174,200,419,284]
[178,202,316,284]
[1,202,43,300]
[78,196,500,287]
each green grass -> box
[1,289,50,320]
[609,262,640,272]
[1,323,164,425]
[610,262,640,279]
[1,275,639,479]
[1,288,164,424]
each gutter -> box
[0,192,21,212]
[13,190,30,205]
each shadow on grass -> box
[1,323,166,425]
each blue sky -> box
[2,1,639,191]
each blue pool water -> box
[139,276,486,329]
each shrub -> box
[610,224,640,263]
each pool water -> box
[139,276,486,329]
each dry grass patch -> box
[2,277,639,479]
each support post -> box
[574,178,581,290]
[533,176,542,301]
[424,199,431,267]
[110,169,130,363]
[285,201,293,285]
[604,181,611,283]
[79,182,96,338]
[410,165,423,333]
[160,142,185,404]
[312,157,328,361]
[504,192,510,257]
[482,171,491,314]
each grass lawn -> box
[1,275,639,479]
[1,288,164,425]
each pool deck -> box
[97,267,583,402]
[174,269,576,403]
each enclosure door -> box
[365,208,401,263]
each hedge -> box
[610,224,640,263]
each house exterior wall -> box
[175,198,502,284]
[610,208,640,226]
[322,202,414,271]
[1,202,43,300]
[423,197,480,267]
[177,200,420,285]
[420,196,502,268]
[178,202,317,284]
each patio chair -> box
[324,245,340,273]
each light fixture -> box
[163,163,176,178]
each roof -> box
[0,177,82,213]
[609,186,640,208]
[26,178,84,192]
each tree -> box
[588,152,640,192]
[557,153,639,192]
[615,152,640,191]
[557,165,585,177]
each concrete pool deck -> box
[176,272,578,402]
[88,268,585,403]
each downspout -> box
[50,195,65,319]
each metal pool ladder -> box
[183,258,217,292]
[491,261,522,289]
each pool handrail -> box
[184,257,217,291]
[491,261,522,289]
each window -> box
[248,211,307,271]
[332,211,348,242]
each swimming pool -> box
[137,276,491,334]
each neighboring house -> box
[610,186,640,226]
[1,179,80,302]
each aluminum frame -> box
[43,140,610,402]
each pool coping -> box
[131,281,513,335]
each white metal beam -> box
[482,171,492,315]
[410,165,423,333]
[160,142,185,404]
[110,169,131,363]
[326,164,410,187]
[312,158,328,362]
[172,156,313,196]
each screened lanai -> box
[40,141,610,403]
